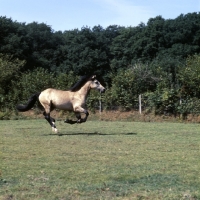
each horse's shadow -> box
[43,132,137,136]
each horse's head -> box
[90,75,105,93]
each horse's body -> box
[16,75,105,133]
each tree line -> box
[0,12,200,118]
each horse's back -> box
[39,88,73,110]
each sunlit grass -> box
[1,120,200,199]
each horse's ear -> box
[91,75,96,80]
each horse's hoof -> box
[52,127,58,133]
[64,119,69,123]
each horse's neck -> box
[77,82,91,101]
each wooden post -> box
[99,92,102,113]
[139,94,142,114]
[180,97,182,119]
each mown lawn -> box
[1,119,200,199]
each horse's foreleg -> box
[64,107,89,124]
[43,112,58,133]
[74,107,89,123]
[80,110,89,123]
[75,112,81,122]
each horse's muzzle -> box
[100,88,106,93]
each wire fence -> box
[98,94,200,117]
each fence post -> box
[139,94,142,114]
[180,97,182,119]
[99,92,102,113]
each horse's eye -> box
[94,80,99,85]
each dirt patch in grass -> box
[13,110,188,122]
[95,111,200,123]
[14,109,200,123]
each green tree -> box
[178,54,200,97]
[0,54,25,107]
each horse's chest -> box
[71,96,86,107]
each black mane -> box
[70,75,92,92]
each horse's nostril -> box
[101,88,105,93]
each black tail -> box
[16,93,40,112]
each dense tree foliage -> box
[0,12,200,117]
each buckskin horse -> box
[16,75,105,133]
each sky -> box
[0,0,200,32]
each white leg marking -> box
[51,122,58,133]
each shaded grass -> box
[1,120,200,199]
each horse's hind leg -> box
[43,111,58,133]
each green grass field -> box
[1,119,200,200]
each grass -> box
[1,119,200,199]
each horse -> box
[16,75,105,133]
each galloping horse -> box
[16,75,105,133]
